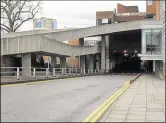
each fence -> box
[1,67,102,80]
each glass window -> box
[147,0,153,5]
[102,18,108,23]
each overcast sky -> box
[20,1,146,31]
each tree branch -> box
[1,27,10,33]
[1,0,41,32]
[14,8,39,32]
[1,23,10,30]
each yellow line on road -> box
[91,84,130,122]
[1,76,82,87]
[82,79,130,122]
[1,79,56,87]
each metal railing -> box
[1,67,102,80]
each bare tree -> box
[1,0,42,33]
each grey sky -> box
[20,1,146,31]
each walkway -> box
[102,74,165,122]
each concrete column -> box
[88,54,94,73]
[101,36,106,73]
[95,54,100,71]
[60,57,66,68]
[51,56,56,68]
[80,55,85,69]
[22,53,31,76]
[79,38,84,46]
[105,35,110,73]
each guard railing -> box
[1,67,103,80]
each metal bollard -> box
[16,68,19,80]
[53,68,55,77]
[81,69,82,75]
[46,68,49,78]
[69,68,71,76]
[84,69,86,74]
[33,68,36,79]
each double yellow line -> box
[83,80,131,122]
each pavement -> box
[101,74,165,122]
[1,74,135,122]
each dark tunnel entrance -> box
[109,29,145,73]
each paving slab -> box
[102,75,165,122]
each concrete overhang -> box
[140,24,163,29]
[1,20,162,42]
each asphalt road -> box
[1,75,134,122]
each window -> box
[147,0,153,5]
[102,18,108,24]
[145,30,162,54]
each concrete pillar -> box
[95,54,100,71]
[105,35,110,73]
[21,53,32,76]
[60,57,66,68]
[101,36,106,73]
[88,54,94,73]
[51,56,56,68]
[79,38,84,46]
[80,55,85,69]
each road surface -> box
[1,75,134,122]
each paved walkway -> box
[102,74,165,122]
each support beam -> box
[88,54,94,73]
[51,56,56,69]
[95,54,100,71]
[21,53,32,76]
[80,55,85,69]
[105,35,110,73]
[60,57,66,68]
[101,36,106,73]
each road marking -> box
[82,79,130,122]
[91,84,130,122]
[1,76,83,87]
[1,79,57,87]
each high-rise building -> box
[33,17,57,30]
